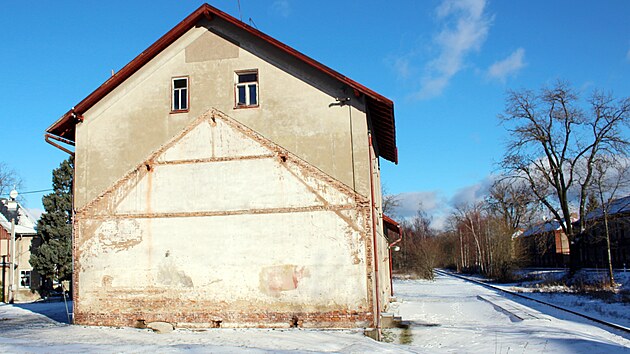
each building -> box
[45,4,397,330]
[577,196,630,268]
[518,220,570,267]
[0,199,41,302]
[383,215,402,296]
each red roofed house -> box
[45,4,397,331]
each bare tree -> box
[487,177,538,232]
[0,162,22,197]
[394,205,436,279]
[587,157,630,286]
[381,184,401,217]
[453,202,487,273]
[499,82,630,270]
[446,202,514,279]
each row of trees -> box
[389,181,536,281]
[389,81,629,285]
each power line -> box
[19,189,54,195]
[0,188,53,197]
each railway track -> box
[434,269,630,334]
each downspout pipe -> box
[389,227,403,296]
[368,134,381,338]
[45,133,75,156]
[389,227,403,248]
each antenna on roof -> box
[237,0,243,21]
[249,17,258,29]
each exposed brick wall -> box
[75,310,373,329]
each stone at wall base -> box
[147,322,174,334]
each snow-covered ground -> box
[392,274,629,353]
[1,275,629,353]
[493,269,630,329]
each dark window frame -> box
[19,270,31,288]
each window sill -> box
[234,105,259,110]
[170,109,189,114]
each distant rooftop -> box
[0,199,37,235]
[585,195,630,220]
[521,194,630,237]
[522,220,562,237]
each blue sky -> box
[1,0,629,226]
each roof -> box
[46,3,398,163]
[521,220,562,237]
[383,214,400,234]
[585,195,630,220]
[0,201,37,236]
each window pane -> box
[181,89,188,109]
[249,84,257,105]
[237,85,246,105]
[20,271,30,288]
[238,73,257,83]
[174,78,187,89]
[174,91,180,110]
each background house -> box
[518,220,570,268]
[0,199,41,302]
[45,4,397,330]
[577,195,630,268]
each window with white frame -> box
[172,77,189,111]
[235,71,258,107]
[20,270,31,288]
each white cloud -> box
[393,57,413,80]
[449,177,493,207]
[394,191,444,218]
[416,0,491,99]
[487,48,526,83]
[389,191,449,230]
[271,0,290,18]
[449,175,533,210]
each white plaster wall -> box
[74,112,372,326]
[78,211,367,309]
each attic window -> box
[172,77,189,112]
[235,70,258,108]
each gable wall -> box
[73,112,374,328]
[75,19,371,210]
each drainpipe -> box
[389,227,403,296]
[45,133,75,156]
[367,134,381,338]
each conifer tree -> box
[30,157,73,285]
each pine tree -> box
[30,157,73,285]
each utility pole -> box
[1,255,6,302]
[7,189,18,303]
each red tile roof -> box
[46,3,397,163]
